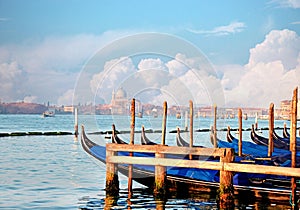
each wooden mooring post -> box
[238,108,242,156]
[128,98,135,199]
[105,146,119,204]
[189,100,193,160]
[290,87,298,210]
[218,148,234,209]
[74,107,78,138]
[268,103,274,157]
[154,101,167,199]
[213,104,217,148]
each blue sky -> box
[0,0,300,107]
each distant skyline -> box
[0,0,300,108]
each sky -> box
[0,0,300,108]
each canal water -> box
[0,114,294,209]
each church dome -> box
[115,88,127,99]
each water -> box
[0,114,293,209]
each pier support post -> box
[189,100,194,160]
[213,105,217,148]
[218,148,234,209]
[154,101,167,199]
[105,148,119,205]
[255,112,258,130]
[268,103,274,157]
[184,110,188,132]
[238,108,242,156]
[74,107,78,138]
[128,98,135,199]
[290,87,298,210]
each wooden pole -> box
[184,110,188,132]
[128,98,135,198]
[189,100,194,160]
[290,87,298,210]
[238,108,242,156]
[218,148,234,209]
[155,101,167,199]
[268,103,274,157]
[161,101,167,145]
[74,107,78,138]
[105,148,119,199]
[255,112,258,130]
[284,122,287,133]
[213,105,217,148]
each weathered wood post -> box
[284,122,287,134]
[128,98,135,199]
[255,112,258,130]
[105,140,119,203]
[238,108,242,156]
[189,100,194,160]
[218,148,234,209]
[154,101,167,199]
[268,103,274,157]
[290,87,298,210]
[74,107,78,138]
[161,101,167,146]
[213,104,217,148]
[184,110,188,132]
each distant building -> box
[280,100,300,120]
[63,106,74,113]
[111,88,129,115]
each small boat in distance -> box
[42,110,55,117]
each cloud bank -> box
[0,29,299,108]
[0,31,135,104]
[220,29,300,107]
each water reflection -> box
[78,188,218,209]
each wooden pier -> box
[102,87,300,209]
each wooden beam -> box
[106,143,227,157]
[107,156,300,177]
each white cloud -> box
[291,21,300,25]
[23,95,37,103]
[188,21,246,36]
[273,0,300,8]
[0,61,26,102]
[0,18,9,22]
[248,29,300,70]
[222,29,300,108]
[89,57,137,103]
[0,30,137,104]
[57,89,74,106]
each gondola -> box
[176,127,189,147]
[81,125,299,203]
[176,127,204,149]
[141,126,157,145]
[226,126,235,143]
[218,127,300,167]
[250,125,290,150]
[273,129,300,145]
[111,124,127,144]
[283,125,290,138]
